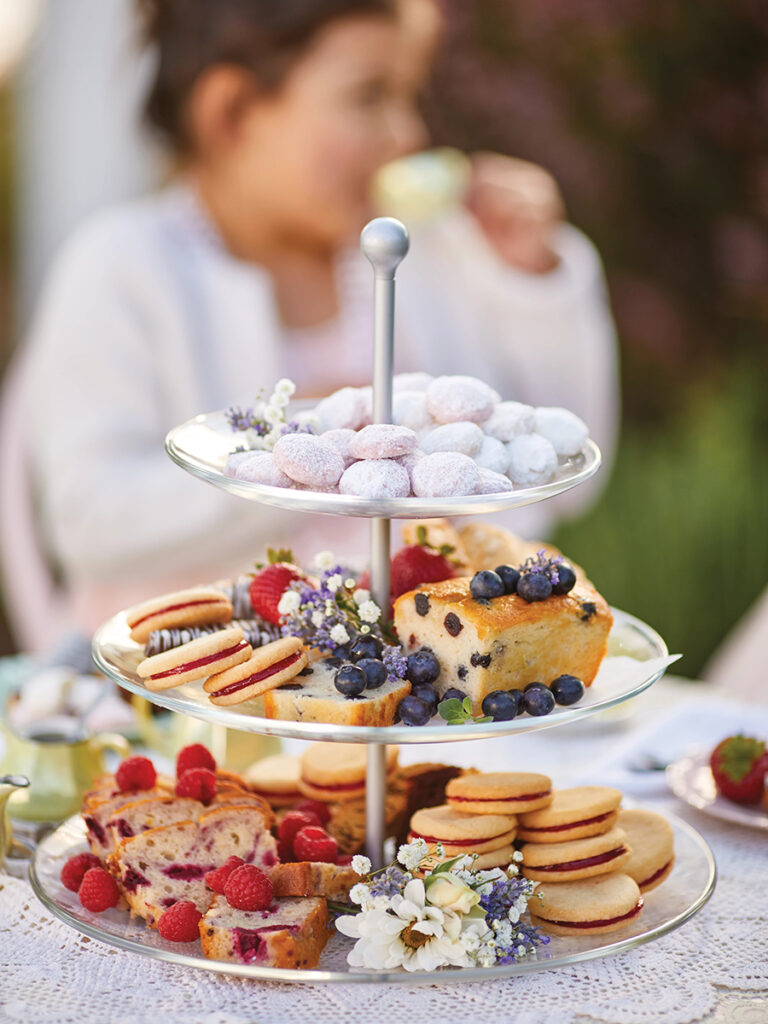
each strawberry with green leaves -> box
[709,734,768,805]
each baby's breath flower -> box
[314,550,335,570]
[512,851,524,863]
[344,578,356,589]
[325,574,343,593]
[352,855,372,876]
[277,590,301,616]
[349,883,371,907]
[397,838,428,871]
[330,623,350,645]
[311,610,325,628]
[358,600,381,624]
[353,588,371,606]
[275,378,295,396]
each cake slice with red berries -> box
[199,895,329,967]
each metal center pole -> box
[360,217,409,866]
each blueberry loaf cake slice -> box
[393,577,612,713]
[200,895,329,968]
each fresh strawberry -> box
[710,735,768,805]
[390,545,456,600]
[249,549,306,625]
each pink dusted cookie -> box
[273,433,345,489]
[420,421,484,456]
[484,401,535,441]
[233,451,294,487]
[534,407,589,457]
[393,372,433,392]
[475,434,510,474]
[339,459,411,499]
[224,450,256,478]
[348,424,418,460]
[411,451,481,498]
[507,433,558,486]
[477,468,514,494]
[321,428,357,467]
[392,390,433,432]
[312,387,369,431]
[425,375,496,424]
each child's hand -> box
[464,152,564,273]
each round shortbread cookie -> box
[298,766,401,804]
[446,772,553,815]
[137,627,250,690]
[245,754,302,805]
[410,804,517,844]
[617,809,675,892]
[300,742,399,789]
[530,873,643,936]
[203,636,307,706]
[127,587,233,644]
[408,827,516,857]
[518,786,622,843]
[420,843,518,874]
[522,826,631,882]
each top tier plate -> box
[165,411,601,519]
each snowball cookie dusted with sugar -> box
[477,468,514,494]
[506,433,558,487]
[232,451,294,487]
[348,423,418,460]
[420,421,485,457]
[273,433,345,489]
[339,459,411,499]
[535,407,589,458]
[224,450,257,478]
[411,451,481,498]
[393,372,433,392]
[425,375,496,424]
[321,428,357,467]
[484,401,536,441]
[312,386,369,431]
[392,390,433,432]
[474,434,510,474]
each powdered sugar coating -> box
[477,467,514,494]
[392,390,434,432]
[420,421,485,456]
[339,459,411,498]
[312,387,370,431]
[484,401,536,441]
[232,451,294,487]
[348,423,418,460]
[321,428,357,467]
[506,433,558,486]
[273,433,345,488]
[475,434,510,474]
[535,407,589,457]
[224,451,257,478]
[425,375,496,424]
[393,372,433,392]
[411,451,481,497]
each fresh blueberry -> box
[397,695,433,727]
[522,687,556,717]
[481,690,522,722]
[334,664,366,698]
[350,635,383,661]
[357,658,387,690]
[411,683,439,709]
[495,565,521,595]
[441,687,467,703]
[517,572,553,602]
[551,565,577,595]
[550,674,585,706]
[470,570,506,600]
[406,649,440,685]
[524,681,549,694]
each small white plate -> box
[666,751,768,831]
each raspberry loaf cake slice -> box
[200,895,329,968]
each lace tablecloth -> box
[1,684,766,1024]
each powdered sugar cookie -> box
[232,451,294,487]
[348,423,418,460]
[425,375,496,424]
[535,407,589,457]
[411,451,481,497]
[393,372,433,392]
[474,434,510,474]
[420,421,484,456]
[477,468,514,494]
[506,433,558,486]
[321,428,357,467]
[484,401,535,441]
[392,390,434,432]
[224,450,256,478]
[312,387,369,431]
[339,459,411,498]
[273,433,345,489]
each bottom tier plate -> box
[30,812,715,985]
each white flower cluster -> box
[253,378,296,450]
[396,838,429,872]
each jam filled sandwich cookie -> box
[137,628,251,691]
[298,743,399,803]
[126,587,234,645]
[617,809,675,892]
[530,872,644,936]
[408,804,517,864]
[517,786,622,843]
[245,754,303,808]
[521,826,631,882]
[445,771,553,815]
[204,637,308,707]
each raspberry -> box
[293,826,338,863]
[204,855,245,894]
[115,756,157,793]
[278,810,321,846]
[61,852,102,892]
[78,867,121,912]
[224,865,274,911]
[176,743,216,778]
[295,798,331,825]
[157,900,203,943]
[335,854,354,866]
[176,767,217,804]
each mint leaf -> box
[438,698,464,721]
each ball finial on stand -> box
[360,217,410,280]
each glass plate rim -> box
[28,811,716,986]
[666,751,768,832]
[92,607,672,744]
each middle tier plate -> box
[93,608,675,744]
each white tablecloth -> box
[1,679,766,1024]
